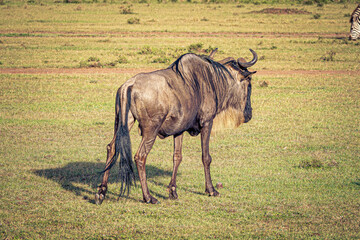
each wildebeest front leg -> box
[201,121,219,197]
[168,134,184,199]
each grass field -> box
[1,1,360,239]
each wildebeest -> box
[349,4,360,40]
[95,49,257,204]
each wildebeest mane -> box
[168,53,234,109]
[169,53,233,82]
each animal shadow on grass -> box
[352,179,360,187]
[33,162,172,204]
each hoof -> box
[168,186,178,200]
[144,196,159,204]
[209,190,220,197]
[95,185,107,205]
[206,188,220,197]
[95,193,105,205]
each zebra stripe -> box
[349,4,360,40]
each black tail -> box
[103,86,136,197]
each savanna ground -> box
[1,1,360,239]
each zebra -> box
[349,4,360,40]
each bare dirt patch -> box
[1,68,359,77]
[251,8,311,15]
[0,30,346,39]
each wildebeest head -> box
[212,50,257,131]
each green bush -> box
[152,56,170,64]
[120,5,134,14]
[313,13,321,19]
[138,46,157,55]
[187,43,203,53]
[80,57,102,68]
[63,0,80,3]
[320,50,336,61]
[117,55,128,64]
[299,159,324,168]
[127,17,140,24]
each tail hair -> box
[102,86,136,197]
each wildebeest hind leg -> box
[168,134,184,200]
[95,113,135,205]
[134,132,158,204]
[95,135,116,205]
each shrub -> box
[320,51,336,61]
[127,17,140,24]
[204,46,217,54]
[106,61,117,67]
[302,0,328,6]
[63,0,81,3]
[152,56,170,64]
[138,46,156,55]
[259,81,269,87]
[117,56,128,64]
[187,43,203,53]
[87,56,100,62]
[299,159,324,168]
[80,57,102,68]
[303,0,314,5]
[120,5,134,14]
[313,13,321,19]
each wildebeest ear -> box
[241,71,257,78]
[248,71,257,77]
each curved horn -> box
[237,49,258,68]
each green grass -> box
[1,73,359,239]
[1,3,360,70]
[1,34,359,70]
[0,3,354,33]
[1,2,360,239]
